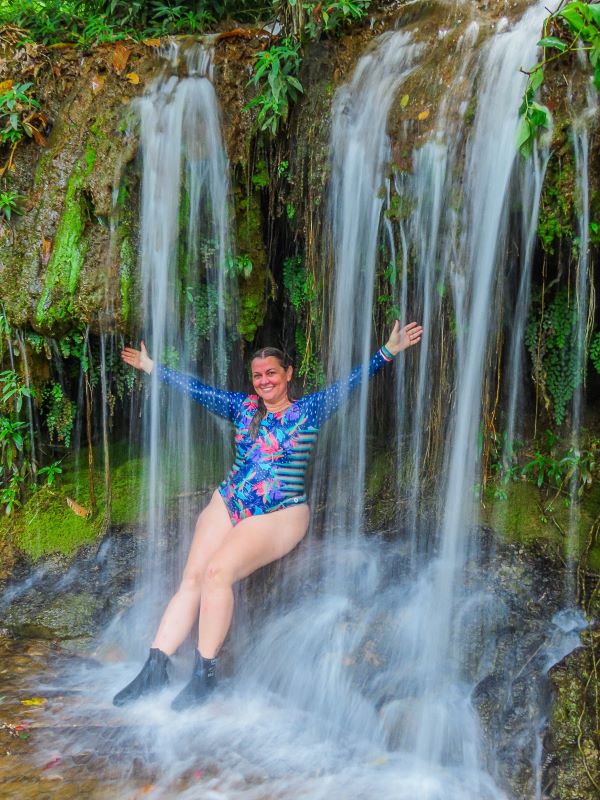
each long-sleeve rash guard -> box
[157,347,393,525]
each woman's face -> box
[251,356,292,406]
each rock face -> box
[0,525,138,640]
[543,626,600,800]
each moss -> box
[537,149,576,254]
[545,629,600,799]
[482,479,600,564]
[119,237,134,324]
[235,189,268,342]
[35,144,97,327]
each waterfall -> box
[320,30,422,553]
[123,43,234,651]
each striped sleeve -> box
[300,347,393,428]
[156,365,247,422]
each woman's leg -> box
[198,503,310,658]
[151,491,233,655]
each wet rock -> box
[542,626,600,800]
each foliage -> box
[302,0,370,40]
[525,289,583,425]
[590,330,600,374]
[0,368,35,514]
[225,253,253,279]
[245,38,304,134]
[0,81,46,174]
[0,190,25,223]
[518,2,600,157]
[42,381,76,447]
[0,0,273,44]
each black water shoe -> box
[170,650,217,712]
[112,648,170,706]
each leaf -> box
[0,80,14,93]
[516,115,533,158]
[417,109,430,120]
[537,36,566,51]
[142,38,161,47]
[126,72,140,85]
[558,5,587,33]
[112,42,130,74]
[30,127,47,147]
[400,93,409,108]
[66,496,90,518]
[286,75,304,93]
[42,238,53,266]
[528,67,544,94]
[21,696,46,705]
[90,74,105,94]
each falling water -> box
[566,89,597,600]
[324,30,422,544]
[117,43,234,652]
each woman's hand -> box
[385,320,423,356]
[121,341,154,374]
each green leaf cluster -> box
[525,290,582,425]
[42,381,76,447]
[518,2,600,157]
[0,82,40,149]
[590,330,600,374]
[245,38,304,134]
[0,0,234,44]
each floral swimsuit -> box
[157,347,393,525]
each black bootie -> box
[170,650,217,712]
[112,648,170,707]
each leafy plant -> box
[303,0,370,40]
[225,253,253,278]
[42,381,76,447]
[0,191,25,221]
[518,2,600,157]
[245,39,304,134]
[525,289,582,425]
[37,461,63,487]
[0,368,34,413]
[590,330,600,374]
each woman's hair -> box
[248,347,293,440]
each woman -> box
[113,320,423,711]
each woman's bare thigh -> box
[182,490,234,580]
[207,503,310,584]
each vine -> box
[518,1,600,157]
[525,289,583,425]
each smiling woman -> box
[113,320,422,712]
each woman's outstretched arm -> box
[121,341,246,423]
[300,320,423,427]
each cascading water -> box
[110,43,235,653]
[566,90,597,600]
[323,30,422,544]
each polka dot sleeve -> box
[156,365,247,422]
[299,347,393,428]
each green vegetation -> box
[518,1,600,157]
[525,289,583,425]
[35,145,96,326]
[0,190,25,222]
[245,38,304,135]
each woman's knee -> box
[203,557,234,590]
[179,570,204,594]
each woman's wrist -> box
[144,359,154,375]
[381,343,396,359]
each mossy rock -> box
[543,627,600,799]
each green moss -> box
[119,237,134,324]
[482,479,600,563]
[538,150,575,254]
[35,144,97,327]
[235,189,268,342]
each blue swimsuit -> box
[157,347,393,525]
